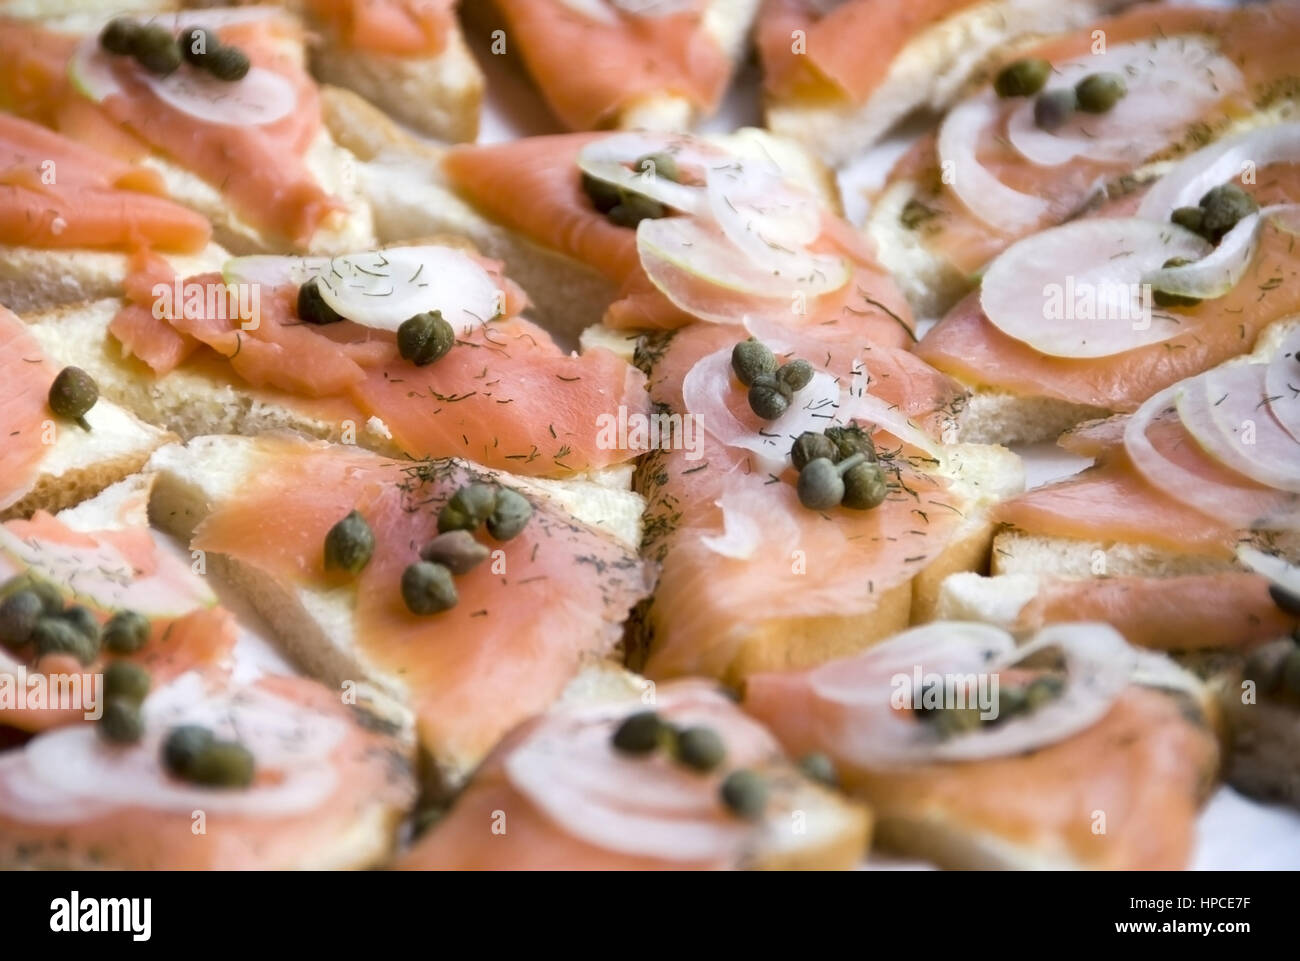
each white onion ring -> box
[1265,326,1300,443]
[577,132,722,216]
[1237,545,1300,596]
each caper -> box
[323,509,375,576]
[0,591,43,649]
[420,530,490,574]
[611,710,665,755]
[790,431,837,471]
[1075,72,1126,113]
[674,726,726,772]
[799,752,838,787]
[133,24,182,76]
[104,661,151,703]
[31,617,96,664]
[206,45,250,82]
[60,605,100,643]
[776,359,814,392]
[636,151,680,183]
[162,724,214,778]
[1033,88,1077,132]
[581,173,623,214]
[401,561,458,615]
[1199,182,1259,243]
[397,310,456,367]
[824,424,877,463]
[48,366,98,430]
[1284,647,1300,698]
[931,705,983,737]
[720,769,768,819]
[99,698,144,744]
[1,574,63,613]
[486,487,533,541]
[607,193,665,228]
[994,58,1052,98]
[1171,206,1206,237]
[1151,257,1203,309]
[731,339,777,387]
[797,452,868,511]
[748,373,792,421]
[102,610,150,654]
[187,740,256,788]
[1025,675,1064,710]
[899,198,937,230]
[99,17,141,56]
[180,26,216,67]
[841,461,889,510]
[438,483,498,533]
[296,278,344,325]
[1269,583,1300,618]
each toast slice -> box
[146,433,651,793]
[399,661,871,870]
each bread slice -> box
[321,85,842,346]
[145,434,647,791]
[764,0,1133,166]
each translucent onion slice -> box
[979,218,1211,357]
[1006,37,1242,168]
[1143,206,1300,301]
[1264,326,1300,443]
[705,162,822,272]
[937,92,1051,234]
[576,131,724,216]
[701,488,800,560]
[1237,545,1300,598]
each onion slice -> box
[576,132,724,216]
[1237,545,1300,597]
[1142,212,1261,300]
[1264,326,1300,443]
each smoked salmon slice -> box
[187,436,654,784]
[308,0,454,56]
[0,306,53,515]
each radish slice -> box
[937,93,1050,234]
[504,681,779,863]
[1237,545,1300,597]
[1142,212,1261,300]
[979,219,1211,357]
[1137,124,1300,221]
[69,33,295,128]
[1174,363,1300,493]
[807,621,1134,768]
[1006,38,1241,168]
[224,247,504,335]
[577,132,723,216]
[1265,327,1300,443]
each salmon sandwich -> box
[868,1,1300,318]
[0,475,416,869]
[0,7,375,254]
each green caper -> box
[931,705,983,737]
[1199,182,1259,243]
[797,457,846,511]
[438,483,498,534]
[162,724,214,778]
[1025,674,1065,711]
[420,530,490,574]
[748,374,792,421]
[401,561,458,615]
[799,752,838,787]
[296,278,344,324]
[841,461,889,510]
[1033,88,1077,131]
[994,58,1052,98]
[103,661,151,703]
[99,698,144,744]
[48,366,98,430]
[636,151,680,183]
[607,193,665,228]
[397,310,456,367]
[180,26,216,67]
[731,339,778,387]
[1,574,63,613]
[102,610,150,654]
[899,198,937,230]
[1151,257,1203,309]
[611,710,665,755]
[31,617,96,664]
[206,45,250,82]
[673,726,726,772]
[720,769,768,819]
[1269,584,1300,618]
[581,173,623,214]
[0,591,43,649]
[486,487,533,541]
[1075,72,1126,113]
[99,17,141,56]
[824,424,877,463]
[323,509,375,576]
[60,605,100,643]
[776,359,814,392]
[1171,206,1206,237]
[1283,647,1300,698]
[187,740,256,788]
[790,431,837,471]
[133,24,182,76]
